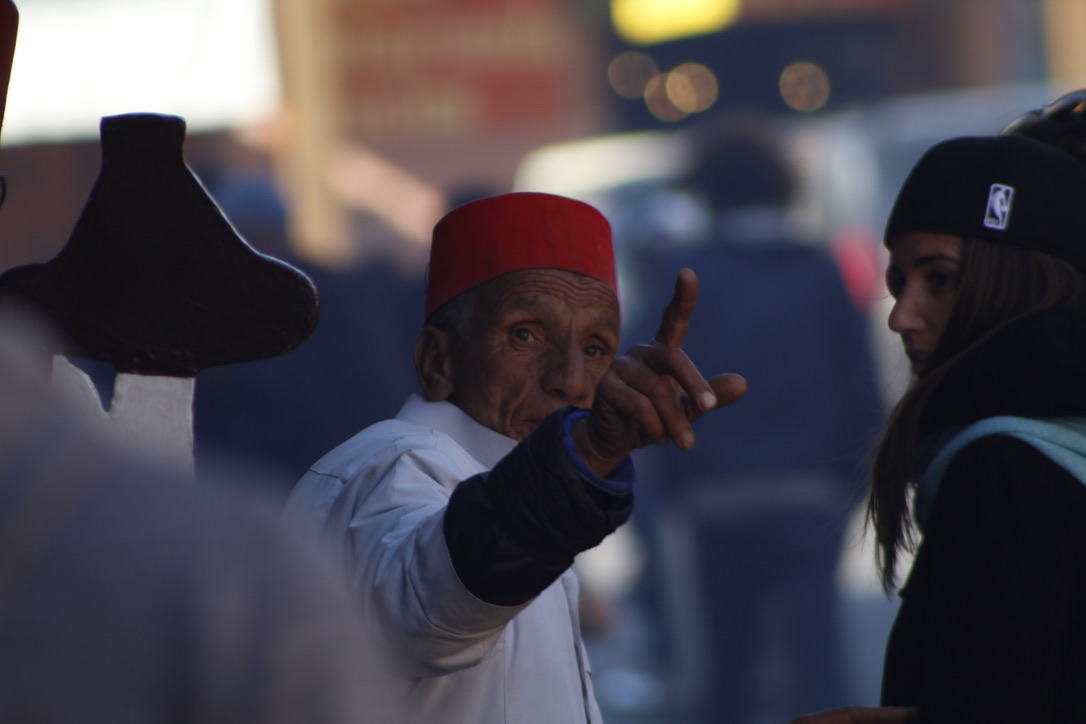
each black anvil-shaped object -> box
[0,112,319,377]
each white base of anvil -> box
[52,356,195,479]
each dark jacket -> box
[882,307,1086,723]
[445,406,634,606]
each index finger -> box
[653,268,698,348]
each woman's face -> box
[885,231,963,375]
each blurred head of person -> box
[681,111,797,218]
[1003,88,1086,170]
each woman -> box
[796,133,1086,724]
[876,132,1086,723]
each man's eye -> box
[512,327,533,342]
[584,344,608,358]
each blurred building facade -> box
[0,0,1080,273]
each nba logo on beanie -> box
[984,184,1014,230]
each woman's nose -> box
[887,290,921,336]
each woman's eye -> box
[885,271,904,299]
[928,270,959,290]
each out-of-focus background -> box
[1,1,1083,722]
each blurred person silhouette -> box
[191,159,425,493]
[0,310,377,723]
[0,8,372,718]
[627,112,884,724]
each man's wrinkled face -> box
[449,268,620,441]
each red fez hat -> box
[424,192,617,320]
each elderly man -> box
[285,192,746,723]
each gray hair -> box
[422,285,482,344]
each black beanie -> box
[885,135,1086,273]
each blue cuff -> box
[561,409,636,496]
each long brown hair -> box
[867,236,1086,592]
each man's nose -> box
[542,341,590,404]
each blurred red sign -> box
[329,0,586,144]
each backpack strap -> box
[916,416,1086,529]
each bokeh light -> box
[666,62,718,113]
[608,50,660,99]
[611,0,741,46]
[644,73,688,122]
[779,61,831,112]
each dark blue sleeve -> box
[443,406,635,606]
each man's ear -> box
[414,326,455,401]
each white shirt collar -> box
[396,394,517,469]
